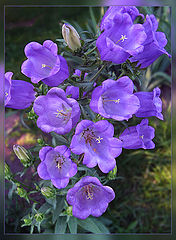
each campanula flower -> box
[66,176,115,219]
[119,119,155,149]
[100,6,144,31]
[33,87,80,134]
[134,87,163,120]
[90,76,140,121]
[38,145,77,189]
[130,15,171,68]
[5,72,35,109]
[21,40,69,87]
[70,120,122,173]
[62,23,81,51]
[96,12,146,64]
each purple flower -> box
[96,12,146,64]
[134,87,163,120]
[33,87,80,134]
[119,119,155,149]
[70,120,122,173]
[100,6,144,31]
[21,40,69,87]
[130,15,171,68]
[90,76,140,121]
[66,176,115,219]
[5,72,35,109]
[66,69,88,99]
[66,86,79,99]
[37,145,77,189]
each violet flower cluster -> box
[5,6,170,222]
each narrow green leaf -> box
[77,217,109,233]
[52,196,65,223]
[89,7,97,34]
[54,216,67,234]
[68,216,77,234]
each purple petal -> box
[6,80,35,109]
[51,177,69,189]
[37,162,50,180]
[39,146,53,161]
[89,86,103,113]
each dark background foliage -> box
[5,6,171,233]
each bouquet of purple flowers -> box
[5,6,171,234]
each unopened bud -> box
[37,138,45,146]
[23,218,32,226]
[65,206,73,216]
[5,163,13,181]
[62,23,81,51]
[34,213,44,222]
[107,165,117,180]
[16,187,27,198]
[13,145,32,167]
[41,187,55,198]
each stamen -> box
[85,185,94,200]
[56,109,67,117]
[55,155,65,169]
[42,64,52,69]
[140,135,144,139]
[56,162,62,169]
[103,99,120,104]
[5,92,8,97]
[116,35,128,44]
[95,136,103,143]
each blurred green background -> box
[5,6,171,234]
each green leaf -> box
[77,217,109,233]
[89,7,97,34]
[38,202,51,214]
[52,196,65,223]
[54,216,67,234]
[126,220,138,231]
[68,216,77,234]
[50,132,68,146]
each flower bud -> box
[23,218,32,226]
[65,206,73,216]
[62,23,81,51]
[16,187,27,198]
[5,163,13,181]
[41,187,56,198]
[13,145,32,167]
[107,165,117,180]
[34,213,44,222]
[37,138,45,146]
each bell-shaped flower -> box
[66,176,115,219]
[62,23,81,51]
[90,76,140,121]
[100,6,144,31]
[130,15,171,68]
[96,12,147,64]
[134,87,163,120]
[70,120,122,173]
[5,72,35,109]
[21,40,69,87]
[119,119,155,149]
[37,145,77,189]
[33,87,80,134]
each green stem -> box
[84,46,97,56]
[14,179,31,189]
[79,87,83,99]
[28,196,40,204]
[90,63,107,82]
